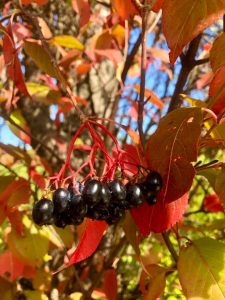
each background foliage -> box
[0,0,225,299]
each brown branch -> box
[121,33,142,84]
[167,34,202,113]
[162,232,178,263]
[138,2,149,149]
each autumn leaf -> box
[72,0,90,27]
[2,22,29,97]
[146,107,202,203]
[131,193,188,234]
[0,250,26,282]
[23,40,58,78]
[204,194,224,212]
[142,264,170,300]
[111,0,139,21]
[66,220,107,267]
[178,238,225,299]
[134,85,164,109]
[210,33,225,72]
[51,36,84,50]
[7,110,31,144]
[152,0,164,12]
[208,65,225,114]
[103,268,118,300]
[162,0,225,64]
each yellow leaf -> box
[7,110,31,144]
[163,0,225,64]
[24,291,48,300]
[51,35,84,50]
[8,217,49,266]
[180,94,206,108]
[23,40,58,78]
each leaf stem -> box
[162,231,178,263]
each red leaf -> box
[103,268,118,300]
[30,169,46,189]
[0,250,25,282]
[72,0,90,27]
[152,0,164,12]
[131,193,188,234]
[7,209,24,235]
[2,21,29,97]
[66,220,107,266]
[146,108,202,203]
[111,0,139,20]
[208,65,225,115]
[162,0,225,64]
[204,194,224,212]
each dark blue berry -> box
[32,198,54,226]
[53,188,70,213]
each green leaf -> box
[51,35,84,50]
[178,237,225,299]
[23,40,59,78]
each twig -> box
[167,34,202,113]
[162,232,178,263]
[138,2,149,149]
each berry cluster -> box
[32,171,163,228]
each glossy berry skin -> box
[32,198,54,226]
[82,180,102,206]
[145,171,163,192]
[108,180,126,206]
[145,191,158,206]
[126,183,144,208]
[99,183,111,205]
[53,188,70,213]
[54,213,67,228]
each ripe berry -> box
[82,179,102,206]
[145,191,158,205]
[54,213,68,228]
[32,198,54,226]
[53,188,70,213]
[108,180,126,204]
[99,183,111,205]
[145,171,163,192]
[126,183,144,207]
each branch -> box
[138,2,149,148]
[167,34,202,113]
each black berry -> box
[108,180,126,205]
[98,183,111,206]
[82,179,102,206]
[53,188,70,213]
[32,198,54,226]
[126,183,144,208]
[145,171,163,192]
[145,191,158,205]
